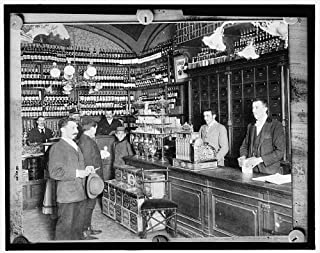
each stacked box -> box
[122,207,130,228]
[115,186,123,206]
[109,183,116,202]
[102,167,166,234]
[103,188,109,199]
[122,192,130,209]
[102,197,109,216]
[115,203,122,223]
[108,201,116,220]
[115,167,122,181]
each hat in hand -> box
[86,173,104,199]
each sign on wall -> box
[174,55,188,83]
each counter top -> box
[124,156,292,196]
[21,153,44,159]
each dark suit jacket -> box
[48,139,86,203]
[78,134,103,179]
[96,116,122,135]
[239,117,285,174]
[28,127,53,143]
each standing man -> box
[48,118,93,240]
[239,98,285,174]
[96,110,122,136]
[69,108,82,142]
[199,109,229,166]
[78,117,103,239]
[28,116,53,144]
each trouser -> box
[83,198,96,230]
[55,200,86,240]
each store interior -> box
[6,8,312,247]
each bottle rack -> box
[174,22,225,45]
[186,25,286,70]
[133,40,174,88]
[78,90,134,116]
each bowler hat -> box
[86,173,104,199]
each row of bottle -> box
[22,94,41,102]
[234,36,283,55]
[174,22,221,45]
[21,41,172,64]
[81,109,129,117]
[79,102,125,109]
[79,95,130,102]
[137,39,173,58]
[21,80,136,89]
[21,42,135,59]
[135,79,172,88]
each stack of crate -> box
[102,164,165,233]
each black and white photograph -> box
[1,2,318,251]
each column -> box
[226,69,232,154]
[288,18,309,240]
[9,14,24,241]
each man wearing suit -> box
[28,116,53,144]
[199,109,229,166]
[239,98,285,175]
[96,110,122,136]
[78,117,103,239]
[48,118,93,240]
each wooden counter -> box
[124,156,293,238]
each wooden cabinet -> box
[170,170,209,237]
[22,154,46,210]
[187,51,290,165]
[22,179,46,210]
[123,157,293,238]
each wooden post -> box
[9,14,24,241]
[226,69,232,154]
[288,18,309,240]
[188,78,192,124]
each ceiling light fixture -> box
[202,19,290,59]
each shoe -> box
[81,231,98,240]
[89,228,102,235]
[81,235,98,240]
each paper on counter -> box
[252,173,291,185]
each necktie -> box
[40,128,46,142]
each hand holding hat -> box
[85,165,95,174]
[86,173,104,199]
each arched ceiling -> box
[69,23,175,54]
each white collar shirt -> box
[61,137,79,151]
[255,115,268,136]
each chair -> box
[139,167,178,239]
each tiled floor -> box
[22,200,140,242]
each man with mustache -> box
[96,110,122,136]
[239,98,285,174]
[48,118,93,240]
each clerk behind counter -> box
[96,110,122,136]
[28,116,53,144]
[199,108,229,166]
[238,98,285,175]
